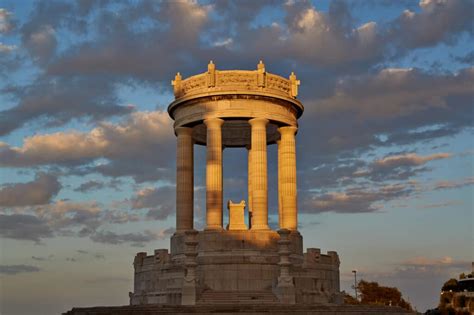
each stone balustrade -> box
[172,61,300,100]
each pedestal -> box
[274,229,296,304]
[181,230,199,305]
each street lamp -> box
[352,270,358,300]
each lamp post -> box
[352,270,358,300]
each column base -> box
[204,226,224,231]
[228,224,248,230]
[181,279,196,305]
[274,279,296,304]
[251,224,270,230]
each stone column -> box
[249,118,269,230]
[279,126,298,230]
[176,127,194,232]
[277,139,283,228]
[204,118,224,230]
[247,145,253,228]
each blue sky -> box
[0,0,473,314]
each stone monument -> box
[129,61,342,306]
[64,62,413,314]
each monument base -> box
[131,229,342,306]
[63,304,414,315]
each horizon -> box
[0,1,473,314]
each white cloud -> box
[373,153,451,168]
[297,8,323,30]
[0,8,13,33]
[213,37,233,47]
[0,43,16,53]
[0,111,174,168]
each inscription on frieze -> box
[267,74,290,93]
[217,72,257,86]
[182,75,206,94]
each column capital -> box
[249,117,268,128]
[175,126,194,137]
[278,125,298,136]
[204,117,224,128]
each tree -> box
[343,292,360,305]
[357,280,413,311]
[442,279,459,292]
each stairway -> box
[198,290,279,305]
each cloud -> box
[0,195,143,243]
[101,210,140,224]
[0,173,61,207]
[131,185,175,220]
[301,183,415,214]
[311,67,473,125]
[373,152,451,168]
[89,229,164,247]
[454,50,474,65]
[35,0,471,86]
[4,111,171,164]
[31,256,46,261]
[160,227,175,237]
[1,0,470,140]
[283,2,383,67]
[34,200,103,233]
[298,67,474,171]
[18,1,93,62]
[354,152,452,182]
[73,180,106,193]
[23,24,57,63]
[0,214,53,242]
[0,8,14,33]
[3,1,471,89]
[0,111,175,182]
[0,76,133,136]
[418,200,463,209]
[47,0,211,82]
[31,255,53,261]
[433,177,474,190]
[0,264,40,275]
[0,43,16,53]
[301,152,452,191]
[93,253,105,260]
[401,256,468,269]
[389,0,474,50]
[76,250,104,260]
[300,160,363,190]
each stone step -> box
[198,290,279,304]
[64,304,414,314]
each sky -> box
[0,0,472,314]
